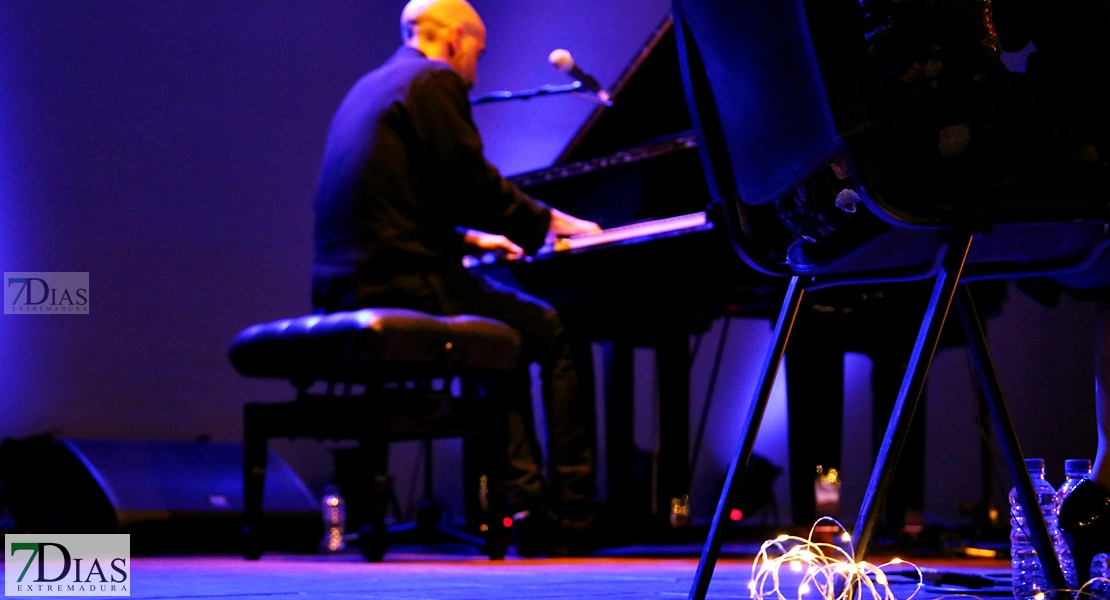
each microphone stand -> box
[470,81,613,106]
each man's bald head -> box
[400,0,487,88]
[401,0,484,41]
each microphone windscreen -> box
[548,48,575,74]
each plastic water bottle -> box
[1058,459,1091,585]
[1091,555,1110,600]
[1010,458,1072,599]
[1058,459,1110,598]
[1057,459,1092,501]
[321,485,347,552]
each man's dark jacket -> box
[312,45,552,312]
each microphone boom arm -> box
[471,81,613,106]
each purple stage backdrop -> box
[0,1,1098,527]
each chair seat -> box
[229,308,522,386]
[787,220,1110,281]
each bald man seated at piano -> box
[311,0,604,556]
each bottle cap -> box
[1064,458,1092,476]
[1025,458,1045,472]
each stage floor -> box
[113,542,1014,599]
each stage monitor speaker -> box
[0,435,321,554]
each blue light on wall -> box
[0,11,27,434]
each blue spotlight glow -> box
[0,13,27,435]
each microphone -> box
[548,49,611,105]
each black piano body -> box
[472,15,784,532]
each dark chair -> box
[670,0,1110,597]
[228,308,522,561]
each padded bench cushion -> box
[229,308,522,384]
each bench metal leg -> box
[357,440,390,562]
[242,403,270,560]
[241,381,509,562]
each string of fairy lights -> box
[748,517,922,600]
[746,517,1110,600]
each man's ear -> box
[446,25,463,57]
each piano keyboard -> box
[546,211,709,254]
[464,211,710,267]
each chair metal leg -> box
[689,276,806,600]
[954,285,1069,598]
[852,231,974,561]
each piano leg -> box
[601,331,693,537]
[604,340,641,527]
[657,329,692,525]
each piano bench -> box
[228,308,522,561]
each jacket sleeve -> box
[404,66,552,254]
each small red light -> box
[729,508,743,521]
[502,516,514,528]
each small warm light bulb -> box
[799,583,812,595]
[840,532,852,543]
[790,561,805,573]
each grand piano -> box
[472,15,784,530]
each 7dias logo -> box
[4,272,89,314]
[5,534,130,597]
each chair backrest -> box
[673,0,931,280]
[673,0,1110,285]
[673,1,841,211]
